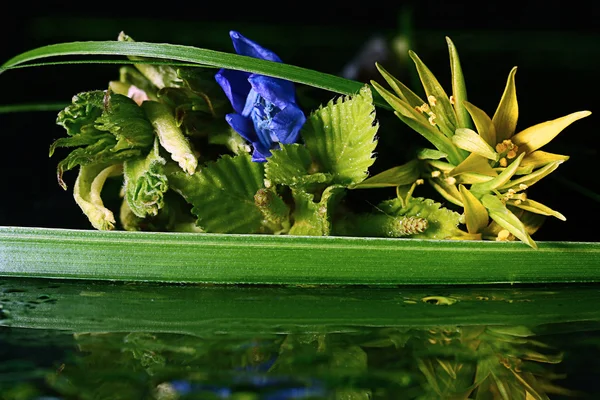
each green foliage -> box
[123,139,169,218]
[377,197,464,240]
[51,90,154,188]
[301,85,378,185]
[265,144,332,189]
[167,153,267,233]
[288,185,345,236]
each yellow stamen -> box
[449,95,455,105]
[496,143,507,153]
[517,193,527,201]
[519,184,528,191]
[445,176,457,185]
[416,103,430,113]
[507,150,517,159]
[431,170,441,178]
[497,229,511,241]
[416,179,424,185]
[499,157,508,167]
[428,95,437,107]
[428,114,437,126]
[514,199,522,205]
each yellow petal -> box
[408,50,458,136]
[507,198,566,221]
[521,151,570,169]
[464,101,496,146]
[512,111,591,154]
[499,160,562,191]
[429,179,464,207]
[471,152,525,194]
[446,37,472,130]
[450,153,498,177]
[459,185,489,234]
[452,128,498,160]
[353,159,420,189]
[492,67,518,142]
[375,63,425,108]
[482,194,537,249]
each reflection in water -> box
[1,279,600,399]
[1,323,596,399]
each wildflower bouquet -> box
[0,29,592,255]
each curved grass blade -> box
[0,40,391,109]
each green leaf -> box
[417,148,448,160]
[73,163,122,231]
[452,128,498,161]
[142,100,197,175]
[288,186,345,236]
[352,159,420,189]
[498,160,562,191]
[2,226,600,285]
[167,154,266,233]
[51,90,155,188]
[378,197,464,240]
[123,139,168,218]
[408,50,458,137]
[492,67,518,142]
[0,40,390,109]
[481,194,537,249]
[302,85,378,185]
[264,144,332,188]
[446,37,472,129]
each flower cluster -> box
[215,31,305,161]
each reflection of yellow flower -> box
[372,37,591,248]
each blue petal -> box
[215,68,251,114]
[225,113,258,143]
[248,74,296,109]
[251,145,272,162]
[269,104,306,144]
[229,31,282,63]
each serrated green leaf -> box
[167,154,266,233]
[352,159,420,189]
[481,194,536,249]
[408,50,458,137]
[288,186,345,236]
[446,37,472,130]
[464,101,496,146]
[379,197,464,239]
[73,163,123,231]
[264,144,332,188]
[492,67,518,142]
[302,85,378,185]
[452,128,498,161]
[123,139,168,218]
[51,90,155,188]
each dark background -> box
[1,1,598,241]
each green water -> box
[1,279,599,399]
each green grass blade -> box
[0,40,390,109]
[1,227,599,285]
[0,102,68,113]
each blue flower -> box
[215,31,306,162]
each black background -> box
[1,1,598,241]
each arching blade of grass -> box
[1,227,599,285]
[0,40,390,109]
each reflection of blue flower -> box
[215,31,306,162]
